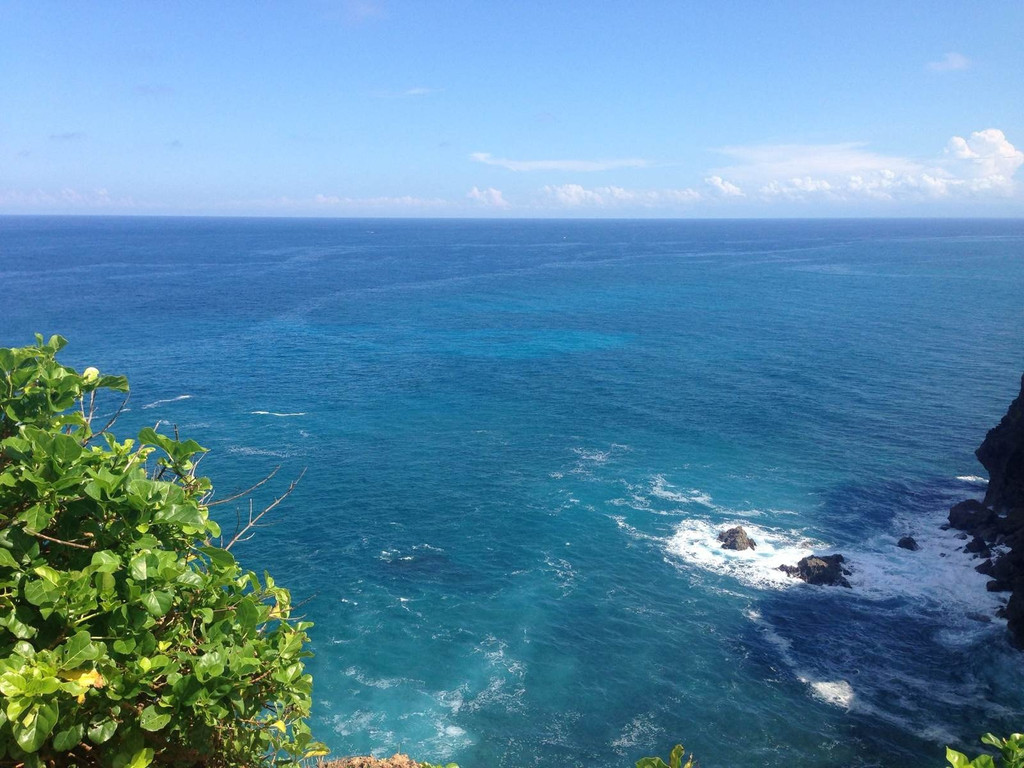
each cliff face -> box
[950,374,1024,648]
[977,373,1024,511]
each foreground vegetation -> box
[0,336,1018,767]
[0,336,325,767]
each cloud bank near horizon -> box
[3,129,1021,216]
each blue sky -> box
[2,1,1023,217]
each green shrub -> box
[0,335,326,767]
[948,733,1024,768]
[636,744,694,768]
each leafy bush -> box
[636,744,695,768]
[0,336,326,767]
[948,734,1024,768]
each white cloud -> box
[944,128,1024,180]
[716,142,917,181]
[312,193,448,208]
[541,184,701,208]
[928,52,971,72]
[471,152,647,172]
[0,187,130,209]
[711,129,1023,204]
[467,186,510,208]
[704,175,744,197]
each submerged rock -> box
[897,536,920,551]
[718,526,756,551]
[779,554,851,588]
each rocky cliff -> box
[977,374,1024,511]
[949,374,1024,647]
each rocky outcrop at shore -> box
[719,526,756,551]
[779,554,852,588]
[949,374,1024,648]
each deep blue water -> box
[2,216,1024,767]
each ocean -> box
[2,216,1023,767]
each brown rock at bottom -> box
[319,755,422,768]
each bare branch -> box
[208,466,281,507]
[35,531,92,550]
[83,393,131,446]
[225,468,306,551]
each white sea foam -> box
[665,520,825,589]
[543,554,578,597]
[251,410,306,417]
[836,509,1010,634]
[649,475,715,507]
[141,394,192,409]
[746,610,855,710]
[226,446,293,458]
[957,475,988,484]
[343,666,406,690]
[809,680,855,708]
[610,714,662,754]
[574,448,611,463]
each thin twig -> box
[83,393,131,446]
[209,467,281,507]
[35,532,92,550]
[225,468,306,551]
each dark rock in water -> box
[977,373,1024,511]
[987,579,1013,593]
[967,611,993,624]
[990,552,1018,582]
[976,558,994,576]
[1006,591,1024,648]
[948,499,997,533]
[965,536,991,559]
[718,526,756,551]
[897,536,920,551]
[779,554,851,588]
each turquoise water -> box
[2,217,1024,767]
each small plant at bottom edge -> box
[948,733,1024,768]
[636,744,695,768]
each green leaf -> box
[63,630,101,668]
[90,550,121,573]
[13,701,59,753]
[139,705,172,732]
[194,650,225,681]
[670,745,684,768]
[199,545,235,569]
[125,748,155,768]
[87,716,117,745]
[0,672,27,697]
[948,748,970,768]
[0,548,19,568]
[112,638,137,655]
[971,756,997,768]
[21,504,53,534]
[141,590,173,616]
[52,722,84,752]
[50,433,83,465]
[24,578,60,607]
